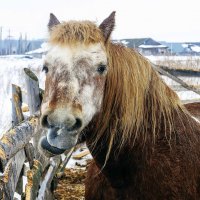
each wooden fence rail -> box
[153,64,200,96]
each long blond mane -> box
[49,20,187,151]
[96,43,186,150]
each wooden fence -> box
[0,65,200,200]
[153,64,200,96]
[0,68,72,200]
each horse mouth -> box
[40,127,79,157]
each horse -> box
[39,12,200,199]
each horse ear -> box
[48,13,60,31]
[99,11,116,42]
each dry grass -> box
[154,56,200,71]
[54,168,86,200]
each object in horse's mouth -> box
[40,136,66,156]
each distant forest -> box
[0,37,45,55]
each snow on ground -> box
[146,55,200,63]
[139,44,167,49]
[66,146,92,169]
[191,45,200,53]
[0,55,45,135]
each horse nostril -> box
[67,118,82,131]
[75,118,82,129]
[41,115,50,128]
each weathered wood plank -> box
[24,68,41,115]
[160,65,200,77]
[11,84,24,196]
[34,149,50,172]
[31,127,51,171]
[0,115,39,172]
[1,149,26,200]
[56,147,75,178]
[24,143,35,169]
[24,137,50,172]
[24,68,44,171]
[24,141,50,172]
[37,157,61,200]
[22,89,44,106]
[25,160,42,200]
[12,84,24,126]
[15,168,24,196]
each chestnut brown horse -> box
[39,12,200,199]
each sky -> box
[0,0,200,42]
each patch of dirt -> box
[54,168,86,200]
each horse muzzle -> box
[39,111,83,157]
[39,127,79,157]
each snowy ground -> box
[1,55,200,136]
[146,55,200,63]
[0,55,45,135]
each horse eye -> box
[42,65,48,73]
[97,65,107,74]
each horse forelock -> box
[49,20,105,46]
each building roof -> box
[26,42,49,55]
[190,45,200,52]
[139,44,167,49]
[114,38,163,48]
[159,42,184,54]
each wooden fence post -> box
[56,147,75,178]
[11,84,24,126]
[24,68,45,166]
[2,150,26,199]
[37,157,61,200]
[24,68,41,115]
[11,84,25,197]
[25,160,42,200]
[1,84,26,198]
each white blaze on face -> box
[81,85,96,124]
[43,42,107,128]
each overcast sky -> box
[0,0,200,42]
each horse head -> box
[39,12,115,156]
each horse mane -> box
[48,19,188,153]
[93,43,188,152]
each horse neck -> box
[85,105,187,189]
[85,46,188,187]
[86,130,138,188]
